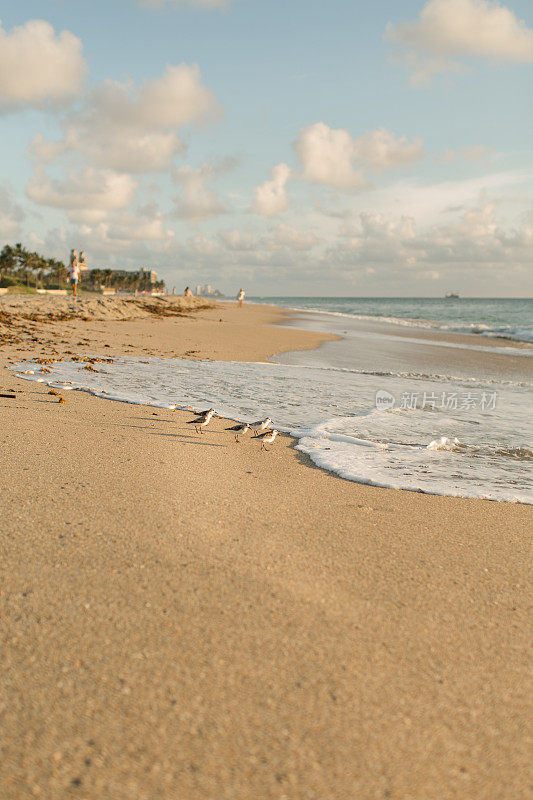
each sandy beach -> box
[1,296,531,800]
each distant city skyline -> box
[0,0,532,296]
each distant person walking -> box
[69,249,80,296]
[237,288,245,308]
[184,286,193,297]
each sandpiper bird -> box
[187,408,215,433]
[255,429,279,451]
[226,422,251,442]
[250,417,273,436]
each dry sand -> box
[0,296,531,800]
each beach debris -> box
[83,365,99,372]
[58,397,67,404]
[71,356,115,364]
[48,389,60,396]
[226,422,251,442]
[0,392,16,399]
[187,408,215,433]
[255,429,279,451]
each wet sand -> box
[0,297,531,800]
[278,310,533,382]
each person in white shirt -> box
[69,249,80,296]
[237,288,245,307]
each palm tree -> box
[54,259,66,289]
[0,244,16,280]
[25,251,41,287]
[90,269,103,290]
[13,242,27,278]
[45,258,58,288]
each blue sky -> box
[0,0,532,295]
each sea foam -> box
[14,356,533,505]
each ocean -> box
[13,297,533,504]
[248,297,533,343]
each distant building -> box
[195,283,223,297]
[139,267,157,284]
[78,251,88,271]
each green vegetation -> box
[0,243,66,290]
[0,243,165,294]
[87,269,165,293]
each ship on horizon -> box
[445,291,460,299]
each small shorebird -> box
[187,408,215,433]
[250,417,273,436]
[255,429,278,451]
[226,422,251,442]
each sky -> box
[0,0,532,296]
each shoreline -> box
[245,297,533,349]
[7,295,530,505]
[1,297,531,799]
[12,349,532,506]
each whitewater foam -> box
[13,356,533,505]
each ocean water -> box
[14,336,533,503]
[249,297,533,343]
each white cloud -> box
[79,206,174,246]
[386,0,533,84]
[66,127,184,174]
[26,167,137,213]
[338,213,417,263]
[268,223,318,251]
[219,223,318,253]
[334,199,533,272]
[173,160,234,221]
[30,64,220,175]
[253,163,291,215]
[353,128,424,169]
[188,234,219,256]
[295,123,423,190]
[336,170,532,228]
[28,134,68,166]
[218,229,256,251]
[93,65,220,130]
[0,19,86,109]
[41,205,178,268]
[295,123,368,190]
